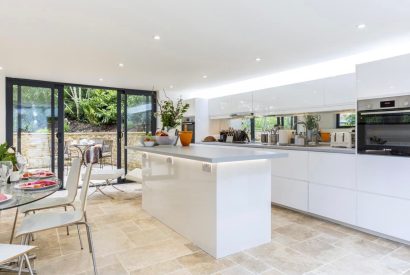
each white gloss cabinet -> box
[357,192,410,241]
[357,53,410,99]
[271,176,308,211]
[271,150,309,180]
[323,74,356,107]
[357,155,410,200]
[208,92,253,118]
[309,183,357,225]
[309,152,356,189]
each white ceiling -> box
[0,0,409,96]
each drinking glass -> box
[0,161,13,185]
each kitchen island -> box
[127,144,287,258]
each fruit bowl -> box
[155,136,176,145]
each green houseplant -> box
[0,143,17,166]
[155,94,190,145]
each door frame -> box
[118,90,157,177]
[5,77,157,183]
[5,78,65,182]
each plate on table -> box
[15,180,59,191]
[29,171,55,179]
[0,193,13,204]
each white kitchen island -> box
[127,144,287,258]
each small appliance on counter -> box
[219,128,250,143]
[278,130,293,145]
[330,130,355,148]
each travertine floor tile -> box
[130,259,183,275]
[290,238,349,262]
[274,223,320,242]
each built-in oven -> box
[358,95,410,156]
[182,117,195,143]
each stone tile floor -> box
[1,183,410,275]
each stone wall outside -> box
[15,132,144,170]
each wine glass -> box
[0,161,13,185]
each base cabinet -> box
[358,192,410,241]
[271,176,308,211]
[309,183,356,225]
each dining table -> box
[0,177,61,273]
[70,143,95,166]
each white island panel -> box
[133,145,284,258]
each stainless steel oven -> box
[358,95,410,156]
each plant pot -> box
[179,131,193,146]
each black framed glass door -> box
[118,90,157,180]
[5,78,64,181]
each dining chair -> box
[100,140,113,168]
[15,164,97,274]
[0,244,36,275]
[10,158,82,243]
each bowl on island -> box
[155,136,177,145]
[143,141,156,147]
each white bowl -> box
[155,136,176,145]
[144,141,155,147]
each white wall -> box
[0,73,5,143]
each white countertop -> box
[199,142,356,154]
[126,144,287,163]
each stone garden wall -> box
[15,132,144,170]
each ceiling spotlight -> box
[256,58,262,62]
[202,75,208,79]
[169,85,174,89]
[0,67,3,70]
[153,35,161,40]
[118,63,124,67]
[99,78,103,82]
[357,24,366,29]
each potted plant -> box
[155,94,190,145]
[304,114,321,141]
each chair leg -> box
[84,223,98,275]
[10,209,19,244]
[77,225,84,250]
[65,206,70,236]
[23,253,34,275]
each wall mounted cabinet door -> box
[209,93,253,118]
[357,53,410,99]
[323,74,356,107]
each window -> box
[336,112,356,128]
[254,115,297,141]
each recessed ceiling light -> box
[202,75,208,79]
[357,24,366,29]
[153,35,161,40]
[118,63,124,67]
[99,78,103,82]
[256,58,262,62]
[0,66,3,70]
[169,85,174,89]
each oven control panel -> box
[358,95,410,111]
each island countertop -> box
[126,144,287,163]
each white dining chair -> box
[0,244,36,275]
[14,164,97,275]
[10,158,82,243]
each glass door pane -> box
[122,93,154,181]
[12,85,59,174]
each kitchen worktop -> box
[126,144,287,163]
[199,142,356,154]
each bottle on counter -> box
[290,131,295,144]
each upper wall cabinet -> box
[323,74,356,107]
[183,99,195,117]
[209,92,253,118]
[357,53,410,99]
[253,74,356,116]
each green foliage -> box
[304,114,321,130]
[155,97,189,130]
[0,143,17,165]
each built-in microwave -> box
[358,95,410,156]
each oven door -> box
[358,108,410,156]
